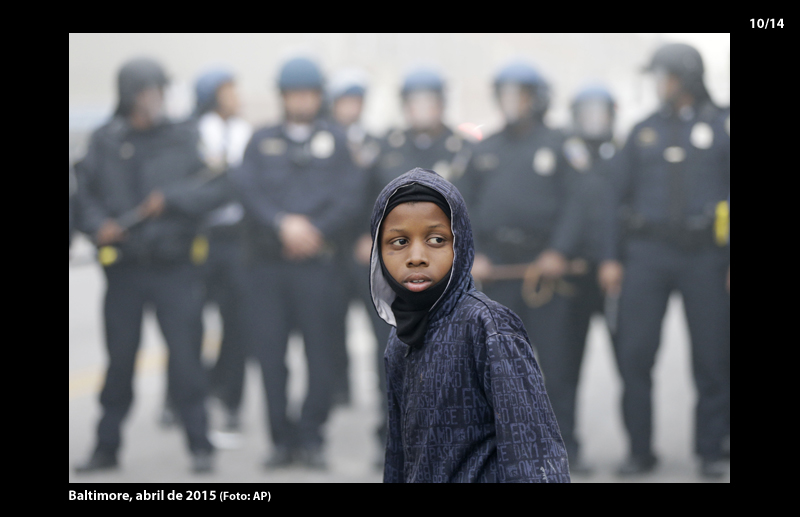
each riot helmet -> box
[278,57,324,92]
[115,57,169,118]
[571,84,616,142]
[278,57,325,124]
[644,43,710,104]
[194,67,235,116]
[328,68,369,127]
[493,60,550,123]
[401,67,445,132]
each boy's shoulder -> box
[456,288,529,340]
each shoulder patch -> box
[599,141,616,160]
[563,137,591,172]
[533,147,556,176]
[637,127,658,147]
[690,122,714,149]
[311,130,335,159]
[663,146,686,163]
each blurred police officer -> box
[70,166,77,248]
[548,83,622,475]
[73,57,219,474]
[190,67,252,436]
[231,57,365,470]
[722,106,730,461]
[600,43,730,478]
[373,66,473,193]
[327,67,384,410]
[456,59,586,467]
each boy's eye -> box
[428,237,444,244]
[391,238,408,246]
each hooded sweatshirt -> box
[370,168,570,483]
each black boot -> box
[263,445,294,468]
[191,449,215,474]
[74,449,118,474]
[615,453,658,476]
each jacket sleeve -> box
[229,136,284,230]
[547,151,585,257]
[69,166,77,247]
[481,332,571,483]
[162,170,231,218]
[600,134,637,262]
[160,128,230,218]
[309,141,368,242]
[73,134,110,239]
[383,348,405,483]
[453,152,488,254]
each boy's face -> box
[381,202,453,293]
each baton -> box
[69,169,224,268]
[68,206,148,268]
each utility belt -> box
[97,236,205,268]
[479,227,548,264]
[626,204,729,252]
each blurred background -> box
[69,33,729,162]
[69,33,730,483]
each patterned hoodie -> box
[370,168,570,483]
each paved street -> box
[69,236,730,483]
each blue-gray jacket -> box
[370,168,570,483]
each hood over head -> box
[370,168,475,331]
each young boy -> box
[370,167,571,483]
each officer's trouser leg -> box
[556,273,599,459]
[615,243,672,457]
[208,239,247,413]
[152,265,212,454]
[370,302,392,445]
[97,266,145,454]
[290,261,341,448]
[676,249,729,460]
[247,262,293,448]
[723,297,730,442]
[351,258,392,444]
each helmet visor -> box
[575,98,612,139]
[404,91,442,131]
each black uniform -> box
[722,106,730,454]
[606,100,730,462]
[231,119,366,454]
[365,125,472,444]
[74,116,220,458]
[197,175,249,421]
[554,135,620,463]
[69,166,77,247]
[457,121,585,458]
[322,122,381,407]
